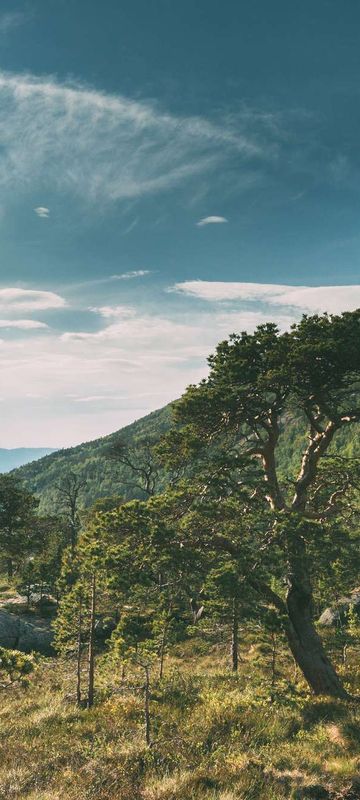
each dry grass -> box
[0,645,359,800]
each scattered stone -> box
[318,588,360,627]
[0,609,54,655]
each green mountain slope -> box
[13,401,360,515]
[13,405,172,514]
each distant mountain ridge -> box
[0,448,56,473]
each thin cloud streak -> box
[0,288,66,312]
[196,215,228,226]
[0,72,267,207]
[172,280,360,315]
[90,305,136,318]
[62,273,150,297]
[34,206,50,218]
[0,12,29,34]
[114,270,151,280]
[0,319,48,330]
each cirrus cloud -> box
[0,72,266,207]
[0,12,29,35]
[114,270,151,280]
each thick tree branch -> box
[292,421,338,511]
[253,409,285,511]
[303,474,352,520]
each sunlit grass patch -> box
[0,645,360,799]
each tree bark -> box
[270,632,277,703]
[144,665,151,746]
[76,597,83,707]
[7,557,13,579]
[247,535,349,698]
[231,596,239,672]
[217,513,348,696]
[259,412,349,697]
[284,536,349,698]
[159,623,168,680]
[87,574,96,709]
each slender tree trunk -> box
[7,557,13,579]
[342,643,348,666]
[293,658,298,683]
[144,665,151,746]
[87,574,96,709]
[159,622,168,680]
[76,597,83,707]
[231,596,239,672]
[70,522,76,557]
[270,632,277,703]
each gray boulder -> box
[0,610,54,655]
[318,588,360,627]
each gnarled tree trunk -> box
[285,583,348,698]
[284,530,349,699]
[248,529,349,698]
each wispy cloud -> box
[0,12,28,34]
[1,276,359,447]
[114,270,151,280]
[0,72,269,207]
[0,319,48,330]
[121,217,139,236]
[90,305,136,318]
[69,272,150,298]
[73,394,129,403]
[0,288,66,312]
[60,307,295,353]
[172,280,360,315]
[66,275,132,293]
[196,215,228,227]
[34,206,50,218]
[2,280,354,447]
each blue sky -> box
[1,0,360,446]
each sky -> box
[1,0,360,447]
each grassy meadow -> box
[1,597,360,800]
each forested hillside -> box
[13,402,360,515]
[13,405,172,513]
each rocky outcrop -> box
[0,610,54,655]
[318,588,360,627]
